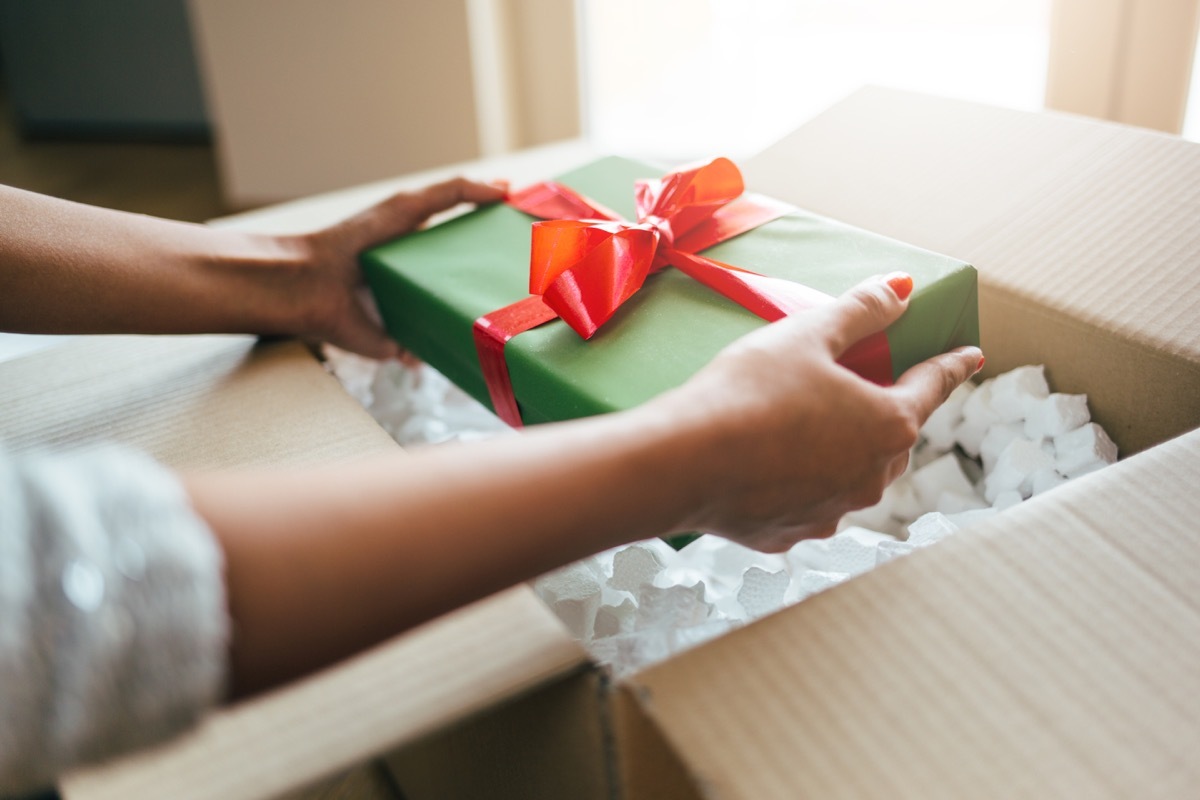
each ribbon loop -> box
[530,220,658,338]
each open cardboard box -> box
[4,88,1195,799]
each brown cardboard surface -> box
[612,684,703,800]
[385,668,610,800]
[745,86,1200,455]
[626,429,1200,798]
[62,586,586,800]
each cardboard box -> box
[6,90,1198,799]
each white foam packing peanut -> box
[936,491,990,514]
[992,489,1023,511]
[737,567,790,617]
[989,365,1049,422]
[593,599,636,639]
[910,453,979,510]
[1024,393,1090,439]
[534,563,603,642]
[907,512,959,546]
[635,583,710,630]
[921,381,974,450]
[322,351,1122,676]
[943,507,999,530]
[608,544,665,593]
[794,570,849,600]
[823,531,882,577]
[875,539,916,566]
[1055,422,1119,478]
[983,438,1056,502]
[979,422,1025,475]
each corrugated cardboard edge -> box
[623,429,1200,799]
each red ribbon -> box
[473,158,892,427]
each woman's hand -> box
[0,178,504,349]
[281,177,507,358]
[644,273,983,552]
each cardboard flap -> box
[745,87,1200,455]
[0,334,587,798]
[624,429,1200,799]
[63,585,587,800]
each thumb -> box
[818,272,913,358]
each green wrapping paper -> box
[362,156,979,426]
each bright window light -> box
[581,0,1051,161]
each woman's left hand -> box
[283,177,507,359]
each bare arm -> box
[185,276,983,697]
[0,178,506,358]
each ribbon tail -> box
[474,296,560,427]
[667,250,833,321]
[667,250,896,386]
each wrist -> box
[614,392,728,537]
[199,230,318,336]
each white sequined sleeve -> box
[0,443,229,796]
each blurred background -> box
[0,0,1197,221]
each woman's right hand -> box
[645,272,983,552]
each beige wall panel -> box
[1046,0,1200,133]
[509,0,581,147]
[1045,0,1125,119]
[1118,0,1200,131]
[189,0,481,207]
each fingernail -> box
[884,272,913,301]
[975,354,986,374]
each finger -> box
[328,303,402,361]
[339,177,507,251]
[395,177,508,227]
[818,272,913,358]
[892,345,984,426]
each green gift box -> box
[362,156,978,426]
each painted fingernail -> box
[885,272,913,301]
[975,354,986,374]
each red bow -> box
[474,158,891,426]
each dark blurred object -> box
[0,0,209,141]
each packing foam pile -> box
[326,351,1117,678]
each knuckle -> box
[897,415,921,449]
[881,407,920,451]
[878,398,921,450]
[851,284,890,320]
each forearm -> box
[184,401,708,697]
[0,184,309,336]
